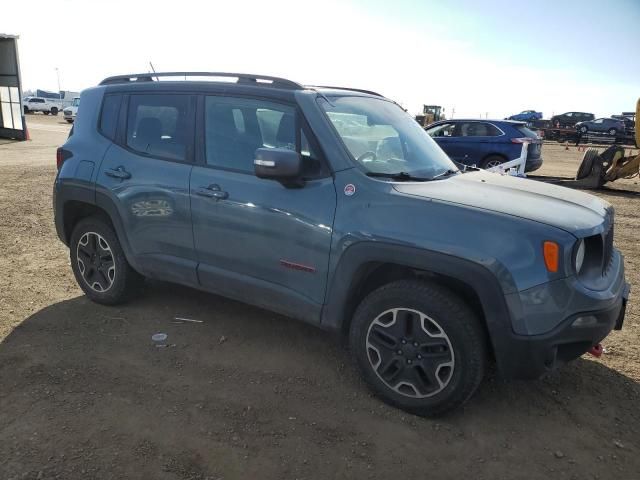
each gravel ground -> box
[0,114,639,480]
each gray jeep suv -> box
[54,72,629,416]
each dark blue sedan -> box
[425,119,543,172]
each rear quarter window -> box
[515,125,538,138]
[99,94,122,141]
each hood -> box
[393,170,610,236]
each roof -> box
[430,119,526,125]
[0,33,19,39]
[98,72,385,98]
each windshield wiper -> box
[366,171,430,181]
[452,161,479,173]
[428,169,459,180]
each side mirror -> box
[254,148,302,184]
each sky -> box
[3,0,639,118]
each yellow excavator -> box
[574,98,640,188]
[415,105,445,127]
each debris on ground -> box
[173,317,203,324]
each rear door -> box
[190,95,336,321]
[454,121,508,165]
[96,92,198,285]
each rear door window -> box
[126,94,193,162]
[458,122,502,137]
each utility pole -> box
[55,67,61,94]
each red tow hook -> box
[588,343,603,358]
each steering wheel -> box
[356,151,377,163]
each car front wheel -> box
[580,126,588,133]
[608,128,617,136]
[70,216,143,305]
[349,280,488,416]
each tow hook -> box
[588,343,603,358]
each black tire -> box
[66,119,73,123]
[480,155,505,169]
[43,111,50,115]
[69,216,143,305]
[51,107,58,115]
[23,106,29,114]
[576,148,599,180]
[579,126,588,134]
[349,279,488,416]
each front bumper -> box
[497,284,629,379]
[495,249,629,379]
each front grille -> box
[603,224,614,275]
[64,110,72,116]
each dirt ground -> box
[1,114,639,480]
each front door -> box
[190,95,336,322]
[427,122,464,162]
[96,92,198,285]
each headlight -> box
[575,239,585,273]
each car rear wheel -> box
[481,155,505,169]
[70,216,143,305]
[349,279,488,416]
[51,107,58,115]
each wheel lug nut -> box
[406,359,412,364]
[401,339,407,344]
[417,354,422,359]
[397,350,403,355]
[413,342,419,347]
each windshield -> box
[319,96,456,178]
[72,97,80,107]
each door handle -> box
[105,167,131,180]
[196,184,228,200]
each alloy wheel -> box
[76,232,116,292]
[366,308,455,398]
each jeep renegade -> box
[54,72,630,415]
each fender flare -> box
[320,241,518,370]
[56,184,140,273]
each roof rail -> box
[308,85,384,97]
[99,72,303,89]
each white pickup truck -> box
[63,97,81,123]
[23,96,63,116]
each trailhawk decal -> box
[344,184,356,196]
